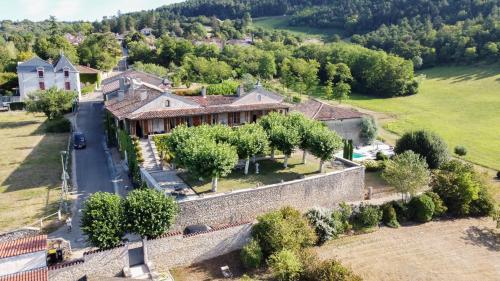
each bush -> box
[45,117,71,133]
[454,145,467,157]
[375,151,388,161]
[392,201,410,223]
[497,171,500,179]
[395,130,449,169]
[306,208,341,244]
[173,88,201,96]
[352,204,382,230]
[307,259,363,281]
[292,96,301,103]
[252,207,317,256]
[469,188,495,217]
[241,239,263,269]
[335,202,353,233]
[381,203,399,228]
[362,160,385,172]
[409,194,435,223]
[268,249,303,281]
[424,191,447,217]
[432,160,482,216]
[8,101,24,110]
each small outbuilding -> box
[293,98,366,145]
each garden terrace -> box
[179,153,347,194]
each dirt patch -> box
[315,218,500,281]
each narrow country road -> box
[49,96,116,254]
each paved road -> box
[50,98,115,253]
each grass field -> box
[0,112,68,232]
[179,153,342,194]
[253,16,345,40]
[344,65,500,170]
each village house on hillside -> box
[16,55,81,101]
[101,69,171,101]
[293,98,365,145]
[104,75,289,138]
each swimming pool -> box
[352,152,365,159]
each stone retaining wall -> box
[174,162,364,231]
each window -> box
[257,94,262,101]
[164,100,170,107]
[65,82,71,90]
[37,69,44,78]
[39,82,45,90]
[232,112,240,124]
[64,70,69,78]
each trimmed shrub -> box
[336,202,353,233]
[395,130,449,169]
[206,80,239,95]
[268,249,303,281]
[252,207,317,256]
[424,191,447,217]
[391,201,410,223]
[362,160,385,172]
[409,194,435,223]
[8,101,25,110]
[454,145,467,157]
[360,116,378,144]
[381,203,399,228]
[241,239,263,269]
[45,117,71,133]
[469,188,495,217]
[352,204,382,230]
[307,259,363,281]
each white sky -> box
[0,0,184,22]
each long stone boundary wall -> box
[48,223,252,281]
[174,161,364,231]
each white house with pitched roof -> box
[16,54,81,101]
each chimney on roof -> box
[201,86,207,98]
[237,84,244,97]
[119,77,126,91]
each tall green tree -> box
[81,192,125,249]
[332,82,351,104]
[382,151,430,202]
[395,130,449,169]
[307,127,343,172]
[232,124,269,175]
[124,188,178,238]
[78,33,122,71]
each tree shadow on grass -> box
[0,120,41,130]
[462,226,500,252]
[421,65,500,83]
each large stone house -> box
[101,69,171,101]
[293,98,366,145]
[105,78,290,138]
[16,55,81,101]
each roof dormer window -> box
[64,67,69,78]
[165,100,170,107]
[257,94,262,102]
[37,67,44,78]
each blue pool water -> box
[352,152,365,159]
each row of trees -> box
[159,112,343,192]
[81,189,178,249]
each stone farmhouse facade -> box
[104,72,290,137]
[16,55,81,101]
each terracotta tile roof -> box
[75,65,100,74]
[0,235,47,259]
[102,80,120,94]
[130,103,289,120]
[105,85,163,120]
[183,95,238,106]
[0,268,47,281]
[293,99,363,121]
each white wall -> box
[18,71,81,101]
[0,251,46,276]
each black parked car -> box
[73,132,86,149]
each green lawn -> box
[179,154,342,194]
[344,65,500,170]
[0,112,68,231]
[253,16,345,40]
